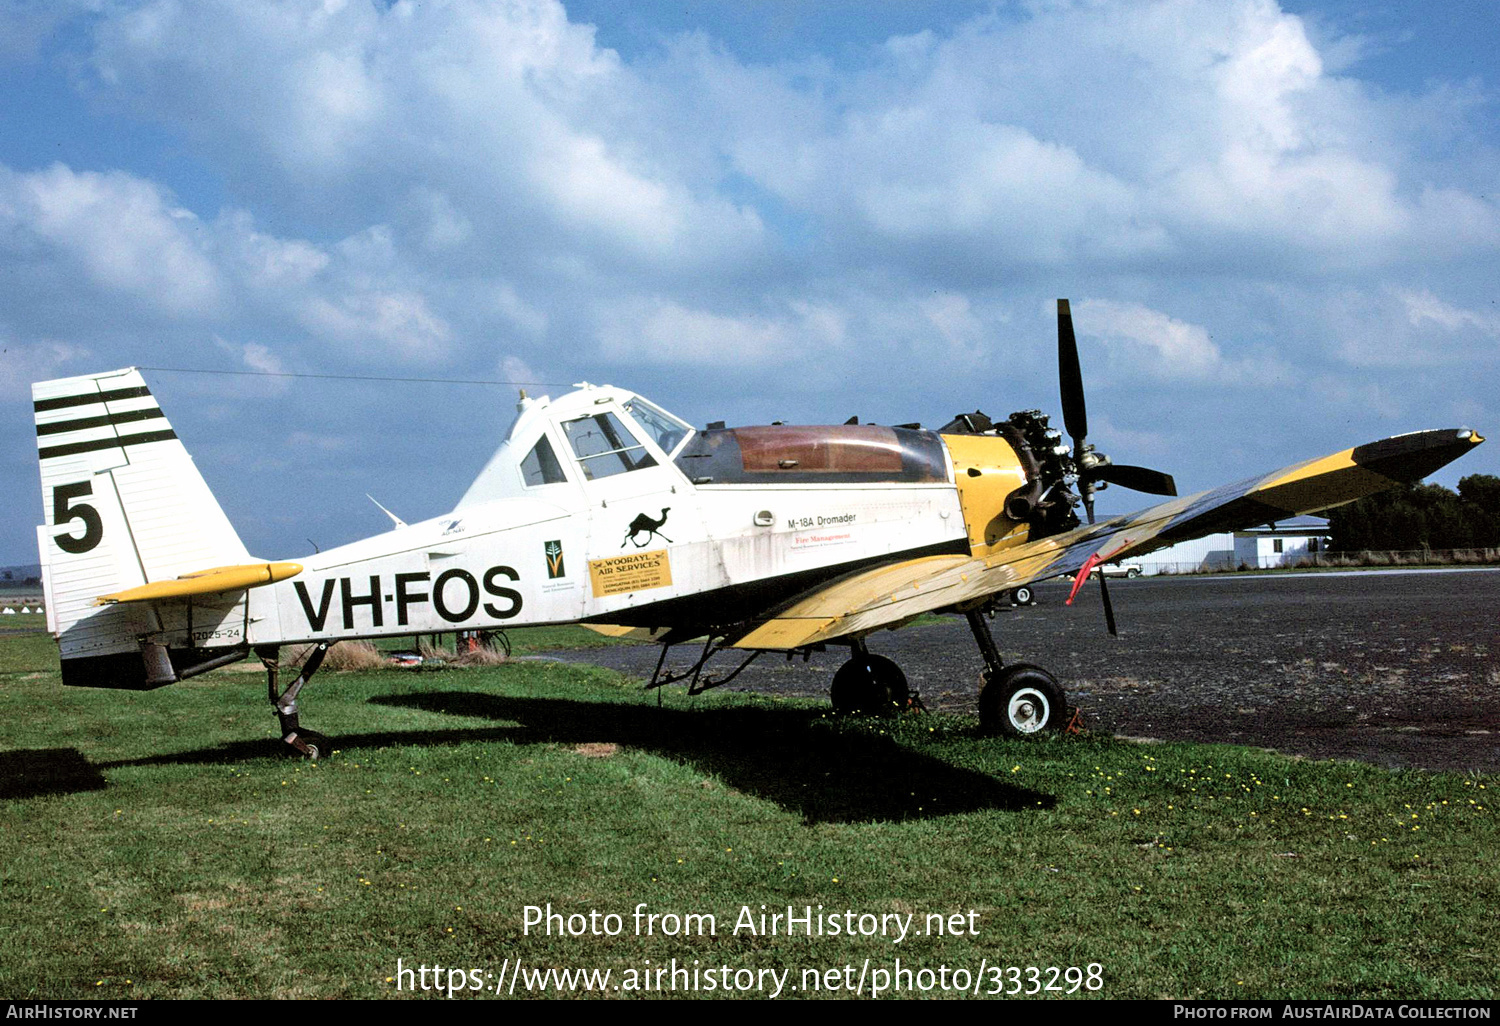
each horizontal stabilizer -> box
[97,562,303,605]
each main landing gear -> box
[257,643,332,759]
[827,608,1068,736]
[829,641,910,716]
[963,608,1066,736]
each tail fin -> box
[33,368,251,687]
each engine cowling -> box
[942,409,1081,555]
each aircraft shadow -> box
[369,691,1056,824]
[0,747,108,800]
[6,729,534,801]
[5,696,1056,824]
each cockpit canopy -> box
[456,386,694,507]
[672,424,948,485]
[454,384,950,510]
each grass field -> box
[0,626,1495,1000]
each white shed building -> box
[1135,515,1330,575]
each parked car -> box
[1073,562,1143,580]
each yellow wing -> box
[580,623,665,642]
[96,561,303,605]
[729,427,1483,650]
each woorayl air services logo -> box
[544,540,565,579]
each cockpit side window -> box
[562,411,658,480]
[520,434,567,486]
[622,397,692,457]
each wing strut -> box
[1098,574,1118,637]
[645,635,763,695]
[1066,540,1129,637]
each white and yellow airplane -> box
[32,303,1484,756]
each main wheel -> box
[1126,567,1141,579]
[830,653,910,716]
[979,663,1065,736]
[1011,585,1034,606]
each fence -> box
[1141,548,1500,576]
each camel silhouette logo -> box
[622,508,672,548]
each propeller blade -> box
[1057,298,1088,443]
[1090,463,1178,496]
[1098,572,1118,637]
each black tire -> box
[979,663,1065,737]
[1011,585,1034,606]
[830,653,910,716]
[284,729,332,760]
[1126,568,1141,579]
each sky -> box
[2,0,1497,564]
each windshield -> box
[622,397,692,457]
[561,411,658,480]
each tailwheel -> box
[260,643,333,759]
[283,728,332,760]
[830,653,910,717]
[979,663,1065,737]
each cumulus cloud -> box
[298,291,452,361]
[1396,288,1500,337]
[53,0,1500,322]
[0,339,90,400]
[598,298,848,367]
[697,0,1498,273]
[920,292,984,353]
[87,0,768,268]
[0,163,222,316]
[408,188,473,253]
[0,160,461,364]
[499,355,546,387]
[211,338,284,376]
[1,0,1497,558]
[1328,287,1500,368]
[1085,414,1174,461]
[216,210,330,290]
[1074,298,1289,384]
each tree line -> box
[1328,474,1500,552]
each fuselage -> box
[182,384,1034,650]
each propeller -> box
[1092,462,1177,495]
[1056,298,1178,635]
[1056,298,1178,521]
[1057,298,1088,445]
